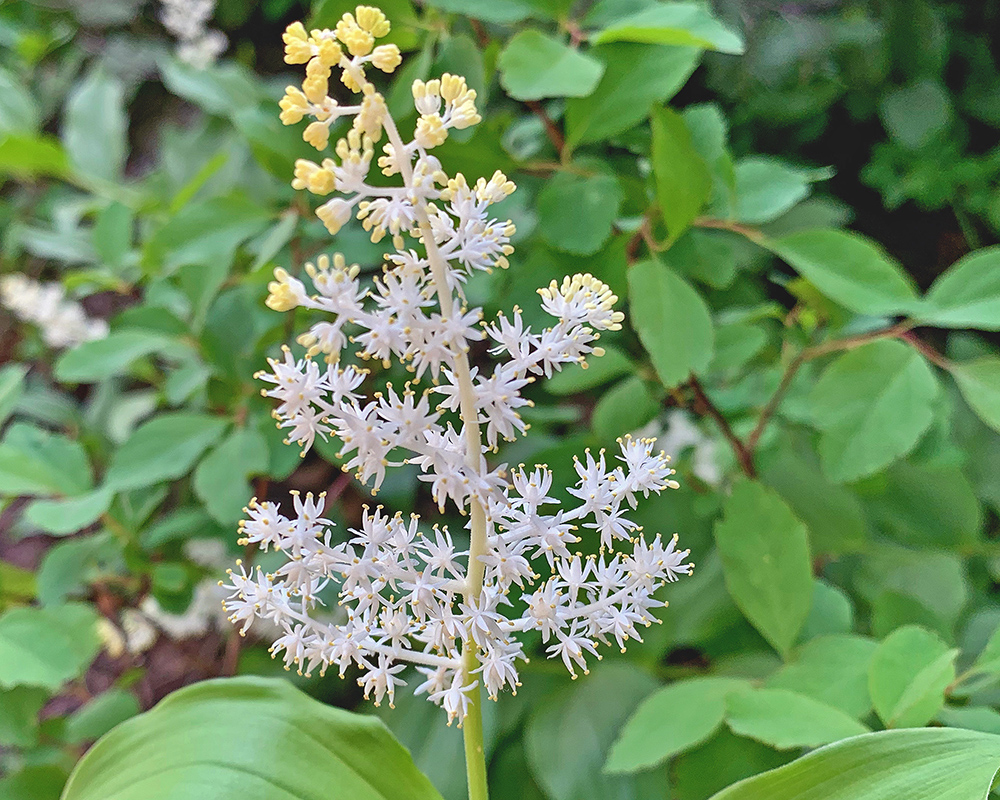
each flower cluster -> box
[160,0,227,69]
[223,7,693,724]
[0,274,108,349]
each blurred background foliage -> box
[1,0,1000,798]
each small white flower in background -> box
[223,7,693,725]
[0,273,108,349]
[160,0,227,69]
[641,410,723,487]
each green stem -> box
[461,649,490,800]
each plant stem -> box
[382,110,491,800]
[688,375,757,479]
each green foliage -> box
[1,0,999,797]
[61,678,444,800]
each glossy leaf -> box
[592,3,744,53]
[61,677,443,800]
[0,603,99,690]
[628,260,714,389]
[869,625,954,728]
[952,358,1000,433]
[920,247,1000,330]
[714,480,813,657]
[708,727,1000,800]
[810,340,939,483]
[766,635,877,718]
[498,30,604,100]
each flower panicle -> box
[224,7,693,726]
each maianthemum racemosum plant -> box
[221,8,693,797]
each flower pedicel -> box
[222,4,693,734]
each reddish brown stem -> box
[689,375,757,479]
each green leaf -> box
[675,729,791,800]
[55,330,185,383]
[0,65,40,134]
[159,58,262,117]
[565,43,700,148]
[92,202,134,268]
[920,247,1000,330]
[706,727,1000,800]
[61,677,444,800]
[0,424,92,497]
[799,580,854,641]
[525,665,660,800]
[726,688,869,749]
[713,480,812,658]
[546,345,634,395]
[810,340,939,482]
[869,625,954,728]
[880,79,952,150]
[952,358,1000,433]
[628,260,714,389]
[498,31,604,101]
[734,157,832,225]
[424,0,562,24]
[193,428,269,526]
[104,413,228,492]
[62,68,127,182]
[0,686,47,747]
[766,635,877,718]
[592,3,744,54]
[0,560,36,605]
[651,105,711,244]
[937,706,1000,735]
[0,603,99,690]
[64,689,140,745]
[605,677,751,773]
[591,375,659,440]
[768,229,919,316]
[0,133,69,180]
[25,487,113,536]
[536,166,621,255]
[0,766,66,800]
[0,364,27,426]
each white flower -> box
[160,0,227,68]
[225,20,694,726]
[0,273,107,349]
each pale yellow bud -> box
[370,44,401,73]
[266,268,304,312]
[283,21,311,64]
[353,91,387,141]
[316,198,354,235]
[414,113,448,148]
[303,121,330,150]
[355,5,391,37]
[278,85,309,125]
[336,14,375,56]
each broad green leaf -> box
[159,58,262,117]
[0,424,92,497]
[714,480,812,657]
[536,166,621,255]
[798,580,854,641]
[0,364,27,426]
[605,676,751,773]
[734,157,832,224]
[766,635,877,718]
[0,604,99,690]
[565,43,700,148]
[91,202,134,268]
[592,3,744,54]
[707,727,1000,800]
[683,104,737,219]
[36,533,121,608]
[769,229,919,316]
[62,68,127,182]
[651,105,711,244]
[869,625,953,728]
[628,260,714,389]
[25,487,113,536]
[526,665,661,800]
[952,358,1000,433]
[61,677,444,800]
[709,322,767,374]
[64,689,140,744]
[104,413,228,492]
[0,133,69,180]
[546,345,634,395]
[810,340,939,483]
[591,375,659,440]
[726,688,869,749]
[0,686,47,747]
[54,331,185,383]
[920,247,1000,330]
[661,228,737,289]
[674,729,791,800]
[498,31,604,100]
[193,428,269,526]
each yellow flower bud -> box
[370,44,401,73]
[278,86,309,125]
[283,22,311,64]
[266,268,304,312]
[353,91,387,141]
[336,14,375,56]
[292,159,336,195]
[414,113,448,149]
[355,6,391,37]
[303,121,330,150]
[316,198,354,235]
[315,38,343,68]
